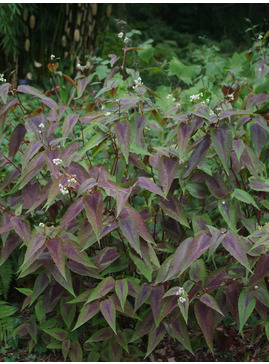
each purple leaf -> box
[134,284,152,312]
[156,296,178,326]
[222,231,251,271]
[0,99,18,118]
[77,77,89,98]
[199,293,224,316]
[46,238,66,279]
[51,266,75,296]
[177,123,193,159]
[121,204,155,244]
[164,316,193,354]
[0,82,11,104]
[69,341,83,362]
[85,327,113,343]
[150,286,165,325]
[9,123,26,159]
[19,152,46,188]
[115,279,128,310]
[194,301,216,353]
[183,135,211,178]
[209,229,226,256]
[66,161,90,183]
[180,231,211,274]
[100,298,116,334]
[119,216,141,256]
[77,178,97,195]
[158,156,178,196]
[155,255,174,284]
[93,247,120,272]
[249,122,267,157]
[132,114,149,144]
[17,85,59,110]
[164,238,193,281]
[138,176,164,197]
[73,301,100,330]
[83,191,104,243]
[22,183,40,209]
[43,328,67,341]
[0,234,20,265]
[114,121,131,164]
[10,216,31,242]
[249,252,269,287]
[63,240,95,268]
[159,195,189,228]
[226,281,241,327]
[249,176,269,192]
[130,311,154,342]
[30,273,49,305]
[62,340,70,361]
[58,198,84,232]
[62,113,79,138]
[86,276,115,304]
[212,123,232,175]
[240,144,263,178]
[205,175,228,199]
[60,297,76,329]
[146,323,166,357]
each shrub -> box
[0,30,269,361]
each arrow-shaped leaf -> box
[100,298,116,334]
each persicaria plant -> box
[1,29,269,361]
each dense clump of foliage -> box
[1,28,269,361]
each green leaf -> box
[115,279,128,311]
[238,290,256,334]
[232,189,259,209]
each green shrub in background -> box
[0,29,269,361]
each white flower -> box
[50,54,55,61]
[0,73,6,82]
[39,123,44,129]
[176,287,185,296]
[53,158,62,165]
[216,107,222,113]
[68,178,76,186]
[176,103,181,108]
[206,98,210,104]
[190,92,203,102]
[39,222,45,227]
[209,110,214,116]
[167,94,172,99]
[227,94,234,100]
[105,112,111,116]
[201,101,206,106]
[118,32,124,39]
[258,34,263,40]
[133,77,143,89]
[222,201,226,205]
[179,297,186,303]
[60,186,69,195]
[254,285,259,289]
[124,37,129,43]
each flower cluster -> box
[105,112,111,116]
[132,77,143,89]
[53,158,62,166]
[39,222,45,228]
[124,37,129,44]
[167,94,176,101]
[59,183,69,195]
[50,54,55,61]
[176,287,187,303]
[227,94,234,101]
[0,73,6,83]
[118,32,124,39]
[258,34,263,40]
[190,93,203,102]
[38,123,45,133]
[67,177,76,186]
